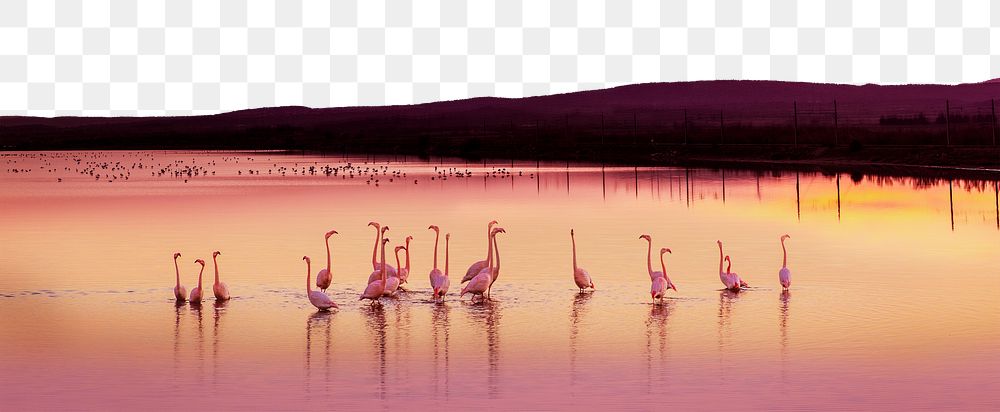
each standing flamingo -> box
[428,226,450,302]
[190,259,205,304]
[639,234,664,280]
[361,237,390,304]
[382,246,406,296]
[316,230,337,292]
[717,241,744,291]
[463,227,503,301]
[367,222,397,280]
[367,225,395,284]
[651,248,671,304]
[304,256,337,310]
[212,251,230,301]
[778,234,792,289]
[399,235,413,285]
[571,229,595,292]
[462,220,498,283]
[172,252,187,302]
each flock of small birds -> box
[2,152,533,186]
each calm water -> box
[1,151,998,410]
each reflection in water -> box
[212,300,228,383]
[949,179,955,231]
[795,172,801,222]
[431,303,451,398]
[305,310,333,388]
[191,304,204,383]
[779,290,791,382]
[569,291,593,389]
[644,299,673,391]
[467,300,503,398]
[717,290,740,371]
[363,304,388,400]
[173,301,184,375]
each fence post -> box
[833,100,839,146]
[793,101,799,146]
[945,100,951,146]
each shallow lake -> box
[1,150,998,409]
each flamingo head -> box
[724,255,731,272]
[194,259,205,266]
[325,229,338,239]
[405,235,413,244]
[381,226,390,235]
[173,252,181,259]
[781,234,790,241]
[445,233,450,241]
[302,255,310,263]
[212,251,221,258]
[383,238,390,245]
[395,245,405,253]
[570,228,574,236]
[660,247,672,255]
[428,225,439,233]
[368,221,379,230]
[671,284,677,291]
[639,234,651,242]
[717,240,723,247]
[491,227,506,236]
[488,220,498,228]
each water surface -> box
[1,151,998,410]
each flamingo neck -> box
[432,230,439,269]
[394,248,402,277]
[380,241,387,283]
[213,256,220,284]
[197,266,204,289]
[405,238,411,270]
[371,226,379,268]
[444,237,449,276]
[174,258,180,287]
[492,235,500,277]
[781,239,788,268]
[325,236,331,272]
[645,239,653,276]
[571,233,578,271]
[660,253,667,277]
[485,232,494,267]
[306,260,312,293]
[718,244,724,274]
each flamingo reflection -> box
[569,291,593,392]
[363,304,388,399]
[431,302,452,398]
[644,299,673,391]
[717,290,740,371]
[212,300,228,382]
[305,310,333,387]
[467,300,503,398]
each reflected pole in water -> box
[836,173,841,221]
[795,172,801,222]
[601,165,606,200]
[721,169,726,204]
[634,167,639,198]
[685,168,690,208]
[995,181,998,229]
[949,179,955,231]
[756,172,761,202]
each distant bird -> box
[571,229,595,292]
[639,234,664,280]
[361,237,390,304]
[303,256,337,311]
[778,234,792,289]
[462,220,498,283]
[367,223,397,284]
[427,225,450,302]
[316,230,337,292]
[190,259,205,304]
[172,252,186,302]
[211,251,230,301]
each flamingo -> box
[463,228,504,301]
[427,225,450,302]
[316,229,337,292]
[717,241,744,291]
[304,256,337,310]
[367,225,395,284]
[399,235,413,285]
[651,248,672,304]
[211,251,230,301]
[778,234,791,289]
[462,220,498,283]
[367,222,397,281]
[190,259,205,304]
[360,237,390,304]
[639,234,664,280]
[660,247,678,292]
[571,229,595,292]
[172,252,187,302]
[382,246,406,296]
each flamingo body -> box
[174,285,187,302]
[651,276,668,303]
[303,256,337,310]
[213,282,230,301]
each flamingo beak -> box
[671,284,677,291]
[590,282,595,289]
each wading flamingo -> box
[639,235,664,280]
[316,230,337,292]
[651,248,671,304]
[190,259,205,304]
[367,222,397,280]
[778,234,791,289]
[399,235,413,285]
[660,247,678,292]
[717,241,744,291]
[172,252,187,302]
[463,228,503,301]
[304,256,337,310]
[361,237,390,304]
[462,220,498,283]
[571,229,595,292]
[212,251,230,301]
[428,226,450,302]
[368,225,395,284]
[382,246,406,296]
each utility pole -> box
[683,109,688,145]
[945,100,951,146]
[833,100,839,146]
[793,101,799,146]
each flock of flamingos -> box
[169,220,794,310]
